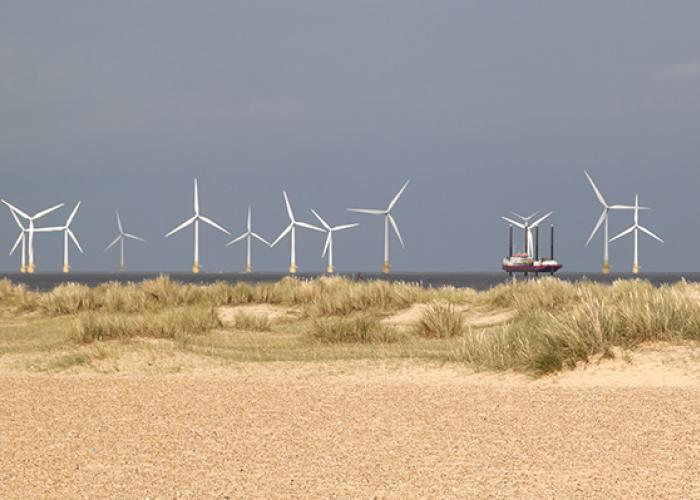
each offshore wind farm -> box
[0,171,671,282]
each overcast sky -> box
[1,1,699,273]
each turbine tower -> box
[105,211,145,271]
[271,191,323,274]
[584,171,640,274]
[34,202,83,273]
[226,206,271,273]
[165,179,230,273]
[501,211,552,258]
[7,209,27,273]
[609,194,662,274]
[1,200,64,273]
[347,180,409,273]
[310,209,359,273]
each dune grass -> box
[0,276,699,374]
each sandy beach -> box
[2,354,699,498]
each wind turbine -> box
[105,210,145,271]
[609,194,662,274]
[347,180,409,273]
[1,200,64,273]
[271,191,323,274]
[584,170,641,274]
[165,178,230,273]
[225,206,271,273]
[501,211,552,258]
[34,202,83,273]
[310,209,359,273]
[7,209,27,272]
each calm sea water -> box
[2,272,699,292]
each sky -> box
[1,1,699,273]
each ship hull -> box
[502,264,562,274]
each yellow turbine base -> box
[602,261,610,275]
[63,264,69,273]
[20,264,26,273]
[382,261,391,274]
[326,265,334,274]
[289,263,297,274]
[632,264,639,274]
[192,262,200,274]
[28,262,35,274]
[245,264,253,273]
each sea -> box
[1,272,699,292]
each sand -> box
[1,348,699,498]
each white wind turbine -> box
[609,194,662,274]
[226,206,271,273]
[7,209,27,273]
[34,202,83,273]
[310,209,359,273]
[347,180,409,273]
[584,170,640,274]
[501,210,552,258]
[1,200,64,273]
[165,178,230,273]
[271,191,323,274]
[105,211,145,271]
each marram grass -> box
[1,276,699,374]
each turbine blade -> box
[530,211,553,228]
[225,232,248,246]
[387,180,410,211]
[525,210,541,221]
[584,170,607,207]
[123,233,145,242]
[347,208,385,215]
[66,201,81,226]
[295,221,323,232]
[283,191,294,221]
[251,232,271,246]
[247,206,252,231]
[509,211,527,220]
[322,233,331,258]
[32,226,63,232]
[194,178,199,215]
[104,235,121,252]
[200,215,231,235]
[165,215,197,237]
[33,203,64,219]
[501,216,525,229]
[585,210,607,247]
[608,205,636,210]
[310,209,331,230]
[638,225,663,243]
[9,232,23,256]
[271,223,293,247]
[68,229,84,254]
[609,226,635,243]
[116,210,123,233]
[2,200,31,219]
[333,223,359,231]
[9,208,25,230]
[387,213,405,249]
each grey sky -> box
[1,1,699,272]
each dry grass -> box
[74,306,222,343]
[412,303,465,338]
[2,276,700,375]
[312,315,403,344]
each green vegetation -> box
[0,276,699,374]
